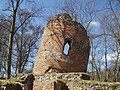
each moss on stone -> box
[0,80,24,86]
[0,79,24,86]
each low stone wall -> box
[33,72,120,90]
[1,73,120,90]
[34,72,90,81]
[66,80,120,90]
[0,73,34,90]
[0,79,24,90]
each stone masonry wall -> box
[33,73,120,90]
[1,73,120,90]
[0,73,34,90]
[33,13,90,75]
[32,13,120,90]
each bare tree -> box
[106,0,120,82]
[58,0,97,33]
[0,17,9,76]
[90,37,101,81]
[0,0,44,79]
[14,24,42,73]
[98,0,120,81]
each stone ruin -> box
[32,13,90,90]
[33,13,90,75]
[1,13,120,90]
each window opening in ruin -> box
[63,40,71,55]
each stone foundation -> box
[0,73,34,90]
[1,73,120,90]
[33,73,120,90]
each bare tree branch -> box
[0,24,10,32]
[108,0,120,29]
[10,0,15,10]
[14,15,31,34]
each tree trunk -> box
[18,30,23,73]
[0,45,2,74]
[104,34,108,81]
[6,9,17,79]
[7,32,14,79]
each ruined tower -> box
[33,13,90,75]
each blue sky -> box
[0,0,106,26]
[0,0,105,57]
[0,0,110,72]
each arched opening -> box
[63,40,71,55]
